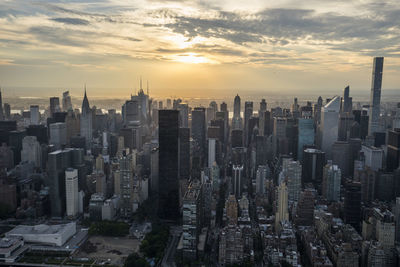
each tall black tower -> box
[158,110,180,220]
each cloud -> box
[0,59,15,65]
[28,26,89,47]
[51,17,90,25]
[158,7,400,50]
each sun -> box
[171,53,217,64]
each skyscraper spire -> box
[82,84,90,113]
[80,83,92,150]
[140,76,142,91]
[147,80,149,96]
[341,85,352,113]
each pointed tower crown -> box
[82,85,90,113]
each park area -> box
[76,235,141,266]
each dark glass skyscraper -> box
[341,85,352,113]
[387,128,400,171]
[158,110,180,220]
[191,107,206,165]
[244,101,253,147]
[49,97,60,118]
[179,127,190,180]
[368,57,384,136]
[302,148,325,187]
[344,181,361,231]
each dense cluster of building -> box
[0,57,400,266]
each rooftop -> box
[6,223,76,236]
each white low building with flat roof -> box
[5,222,76,247]
[0,237,27,263]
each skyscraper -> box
[319,95,341,159]
[0,89,4,121]
[295,189,315,226]
[123,98,140,125]
[80,88,93,150]
[49,97,60,118]
[191,107,206,165]
[393,103,400,129]
[21,136,41,168]
[368,57,384,136]
[26,125,48,144]
[275,182,289,230]
[297,118,314,160]
[246,116,258,147]
[179,127,190,180]
[177,103,189,128]
[158,109,180,220]
[243,101,253,147]
[30,105,40,125]
[332,141,351,178]
[232,94,242,130]
[338,112,354,141]
[292,97,299,114]
[313,96,323,125]
[322,162,341,202]
[182,180,201,259]
[65,168,79,217]
[47,148,85,217]
[361,145,383,171]
[258,100,267,136]
[231,129,243,148]
[281,159,302,202]
[62,91,72,112]
[343,181,361,231]
[259,99,267,113]
[3,103,10,120]
[49,122,67,150]
[341,85,352,113]
[387,129,400,171]
[232,165,243,198]
[9,130,26,165]
[233,94,240,119]
[208,138,216,168]
[273,117,288,156]
[256,165,269,195]
[131,86,149,126]
[119,152,134,217]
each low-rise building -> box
[5,223,76,246]
[0,237,27,263]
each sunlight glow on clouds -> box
[0,0,400,96]
[170,53,218,64]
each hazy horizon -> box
[2,86,400,99]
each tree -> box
[88,221,129,236]
[132,198,157,223]
[124,253,149,267]
[139,224,169,262]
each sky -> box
[0,0,400,98]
